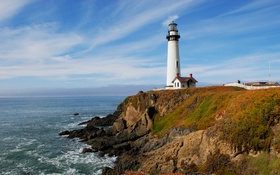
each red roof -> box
[172,77,198,83]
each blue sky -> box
[0,0,280,97]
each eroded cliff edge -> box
[60,86,280,175]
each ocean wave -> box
[34,140,116,175]
[10,138,37,153]
[2,136,16,141]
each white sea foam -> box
[10,138,37,152]
[34,139,116,175]
[0,123,11,127]
[2,136,16,141]
[65,168,79,174]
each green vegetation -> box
[122,86,280,175]
[152,86,246,135]
[219,89,280,152]
[199,151,236,175]
[150,87,280,153]
[124,96,131,105]
[124,86,280,153]
[234,152,280,175]
[247,152,280,175]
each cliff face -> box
[61,86,280,175]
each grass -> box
[152,86,246,135]
[151,87,280,153]
[236,152,280,175]
[125,86,280,154]
[219,89,280,152]
[119,87,280,175]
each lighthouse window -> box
[169,25,177,31]
[176,61,178,68]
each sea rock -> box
[82,148,97,153]
[86,107,156,157]
[101,159,140,175]
[85,114,119,127]
[73,113,79,116]
[105,118,127,136]
[67,126,104,140]
[58,130,70,135]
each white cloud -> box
[0,24,83,63]
[0,55,166,82]
[162,15,179,26]
[51,55,72,62]
[221,0,279,17]
[0,0,205,84]
[1,0,279,92]
[0,0,33,22]
[181,53,280,84]
[80,0,197,53]
[181,1,280,40]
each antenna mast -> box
[269,57,271,84]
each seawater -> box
[0,96,125,175]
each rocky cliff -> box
[60,86,280,175]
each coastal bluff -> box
[60,86,280,174]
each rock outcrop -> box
[59,86,280,175]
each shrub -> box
[199,150,236,174]
[219,89,280,152]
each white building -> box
[172,73,197,89]
[166,21,197,89]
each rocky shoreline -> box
[59,100,173,174]
[59,87,280,174]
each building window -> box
[177,82,179,87]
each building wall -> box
[173,79,196,89]
[189,81,196,87]
[173,79,181,89]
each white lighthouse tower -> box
[166,21,181,88]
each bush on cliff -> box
[199,150,236,175]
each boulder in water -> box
[58,130,70,135]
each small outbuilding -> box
[172,73,197,89]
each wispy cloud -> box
[0,23,82,64]
[79,0,200,53]
[162,15,179,26]
[0,56,166,83]
[182,52,280,84]
[221,0,279,17]
[0,0,33,22]
[0,0,202,82]
[0,0,280,94]
[182,0,280,40]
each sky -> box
[0,0,280,97]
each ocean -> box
[0,96,125,175]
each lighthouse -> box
[165,21,198,89]
[166,21,181,88]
